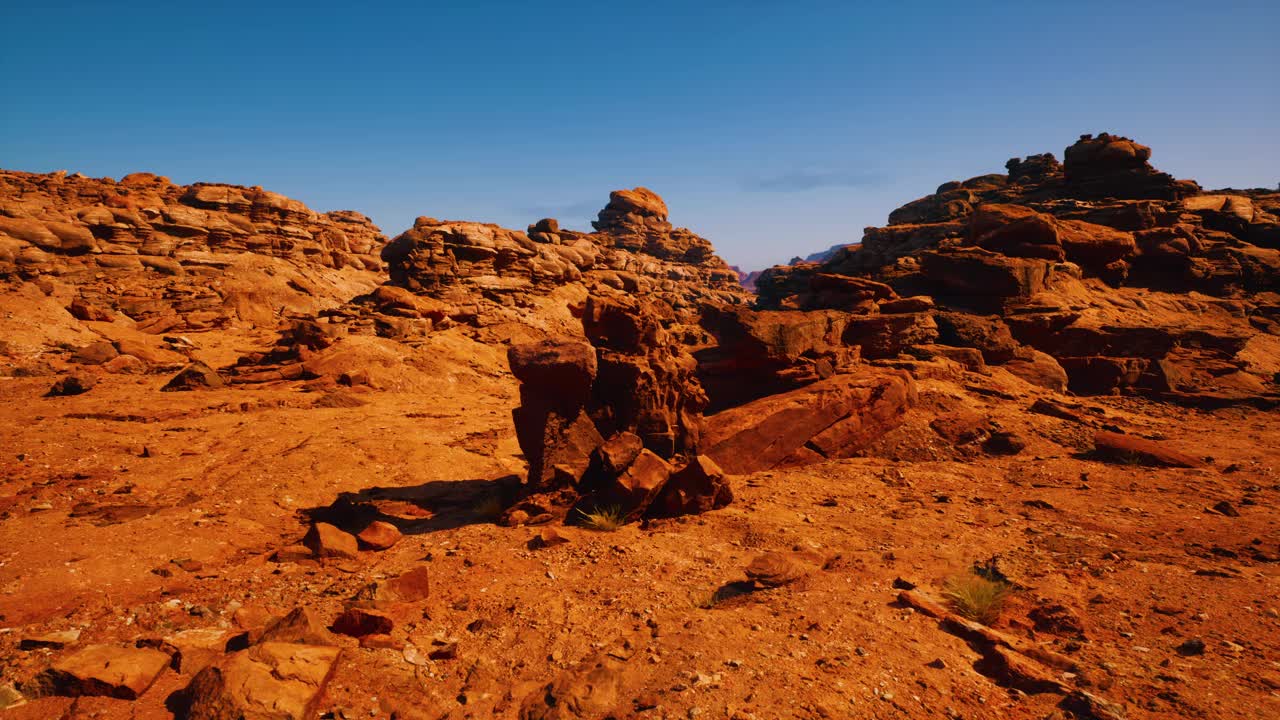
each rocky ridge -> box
[753,133,1280,405]
[0,169,388,378]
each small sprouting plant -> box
[576,505,625,532]
[943,571,1013,625]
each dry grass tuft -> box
[576,505,625,532]
[943,572,1013,625]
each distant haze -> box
[2,1,1277,270]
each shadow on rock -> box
[304,475,523,535]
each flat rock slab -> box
[702,370,916,474]
[36,644,169,699]
[184,642,340,720]
[1093,430,1205,468]
[19,628,81,650]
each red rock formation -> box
[501,294,714,524]
[0,169,387,338]
[701,370,916,474]
[379,187,747,331]
[754,133,1280,403]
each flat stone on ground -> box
[35,644,169,699]
[184,642,340,720]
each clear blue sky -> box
[3,1,1277,269]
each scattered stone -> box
[359,634,401,650]
[519,655,623,720]
[161,362,225,391]
[350,566,431,609]
[0,683,25,709]
[1176,638,1206,656]
[535,526,571,548]
[302,522,359,559]
[1211,501,1240,517]
[332,608,394,638]
[271,545,316,563]
[1028,603,1086,639]
[160,628,235,674]
[744,552,809,588]
[46,373,97,397]
[20,628,81,650]
[172,557,204,572]
[357,520,402,550]
[259,607,338,646]
[428,641,458,660]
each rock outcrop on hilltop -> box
[0,169,387,340]
[377,186,744,325]
[222,188,753,385]
[753,133,1280,404]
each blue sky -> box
[3,1,1277,270]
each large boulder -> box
[592,449,672,519]
[1093,431,1204,468]
[841,312,939,359]
[702,370,916,474]
[934,312,1020,364]
[919,249,1054,302]
[592,187,718,263]
[1062,133,1194,200]
[651,455,733,516]
[1056,219,1136,270]
[969,204,1065,261]
[508,339,598,408]
[508,339,602,490]
[503,295,713,523]
[582,295,706,457]
[697,306,854,408]
[1003,349,1069,392]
